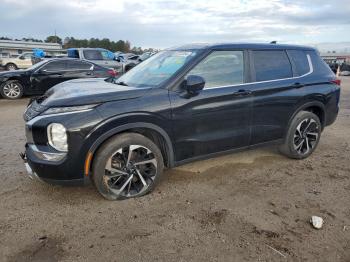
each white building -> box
[0,40,64,58]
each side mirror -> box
[115,57,121,62]
[19,56,25,60]
[184,75,205,95]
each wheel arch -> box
[85,122,175,177]
[2,77,24,85]
[286,101,326,137]
[5,62,18,69]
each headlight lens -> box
[47,123,68,152]
[42,104,98,115]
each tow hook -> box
[19,152,26,161]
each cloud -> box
[0,0,349,48]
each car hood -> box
[41,78,150,107]
[0,69,27,78]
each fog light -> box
[47,123,68,152]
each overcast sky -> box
[1,0,350,49]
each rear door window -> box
[42,60,67,71]
[83,50,103,60]
[252,50,293,81]
[287,50,310,76]
[22,53,32,59]
[187,50,244,88]
[67,60,92,70]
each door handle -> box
[52,73,63,77]
[293,82,304,88]
[233,89,252,96]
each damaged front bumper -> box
[20,152,41,181]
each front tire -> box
[5,63,17,71]
[279,111,321,159]
[0,80,24,99]
[92,133,164,200]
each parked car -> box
[340,71,350,76]
[117,53,141,72]
[138,52,155,62]
[0,58,116,99]
[22,43,340,200]
[67,48,123,73]
[340,63,350,76]
[0,52,33,71]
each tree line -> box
[0,36,157,54]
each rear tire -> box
[279,111,321,159]
[0,80,24,99]
[5,63,17,71]
[92,133,164,200]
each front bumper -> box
[23,145,87,186]
[20,152,41,180]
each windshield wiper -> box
[115,81,128,86]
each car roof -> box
[67,47,109,51]
[35,58,111,70]
[168,43,315,51]
[43,58,86,62]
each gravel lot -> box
[0,78,349,262]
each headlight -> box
[42,104,98,115]
[47,123,68,152]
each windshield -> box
[115,50,197,87]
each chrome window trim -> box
[34,60,93,73]
[203,54,313,90]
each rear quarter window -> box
[287,50,310,76]
[252,50,293,81]
[67,60,92,70]
[308,50,334,76]
[42,60,67,71]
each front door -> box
[30,60,69,93]
[170,50,253,162]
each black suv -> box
[23,43,340,200]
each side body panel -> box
[169,87,252,162]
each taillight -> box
[331,79,341,86]
[108,69,117,77]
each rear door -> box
[249,49,310,144]
[65,60,95,80]
[170,50,253,162]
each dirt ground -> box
[0,78,349,262]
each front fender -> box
[81,112,175,175]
